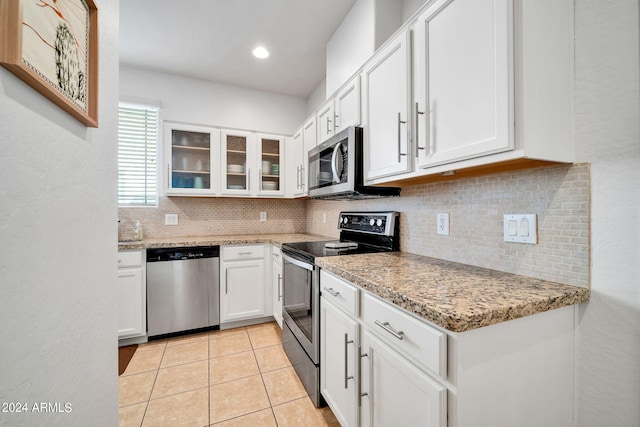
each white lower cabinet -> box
[117,250,146,339]
[320,270,577,427]
[272,246,283,328]
[320,270,445,427]
[360,330,447,427]
[321,297,359,427]
[220,245,268,324]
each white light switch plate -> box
[260,212,267,221]
[503,214,537,244]
[165,214,179,225]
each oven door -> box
[282,252,320,364]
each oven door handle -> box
[282,253,314,271]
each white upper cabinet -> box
[317,99,336,144]
[257,134,285,196]
[221,129,255,196]
[362,30,412,181]
[413,0,513,169]
[334,75,361,133]
[288,129,306,198]
[317,75,362,145]
[163,122,221,196]
[221,130,285,197]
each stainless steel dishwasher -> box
[146,246,220,338]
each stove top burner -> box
[325,241,358,249]
[281,211,400,265]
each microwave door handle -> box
[331,143,341,183]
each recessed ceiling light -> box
[252,46,269,59]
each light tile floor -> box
[119,322,340,427]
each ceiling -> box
[119,0,357,98]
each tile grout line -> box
[141,339,167,427]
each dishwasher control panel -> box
[147,246,220,262]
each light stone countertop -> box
[117,233,332,250]
[316,252,590,333]
[119,235,590,333]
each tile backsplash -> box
[306,163,590,288]
[118,197,306,240]
[119,163,589,288]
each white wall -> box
[325,0,375,97]
[306,78,327,116]
[573,0,640,425]
[120,65,306,136]
[0,0,119,426]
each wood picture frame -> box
[0,0,99,127]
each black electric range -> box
[280,211,400,407]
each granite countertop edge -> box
[315,252,590,333]
[117,233,332,250]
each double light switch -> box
[503,214,537,244]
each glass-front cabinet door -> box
[257,134,285,196]
[164,123,220,195]
[221,130,255,196]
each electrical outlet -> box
[437,213,449,235]
[165,214,178,225]
[260,212,267,221]
[322,213,327,224]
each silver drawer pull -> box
[374,320,404,340]
[237,252,253,256]
[323,287,340,297]
[344,333,354,389]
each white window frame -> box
[117,102,159,206]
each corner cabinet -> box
[412,0,513,169]
[117,250,146,339]
[163,123,220,196]
[362,29,412,181]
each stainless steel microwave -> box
[307,126,400,200]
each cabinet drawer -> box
[117,250,143,268]
[361,292,446,378]
[222,245,265,261]
[272,246,282,266]
[320,270,359,317]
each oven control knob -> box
[376,219,383,227]
[342,216,349,224]
[369,218,375,226]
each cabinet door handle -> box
[237,252,253,256]
[259,169,263,190]
[359,348,369,406]
[334,113,340,130]
[397,112,407,162]
[374,320,404,340]
[300,166,305,189]
[415,102,425,157]
[326,116,332,134]
[296,166,300,189]
[429,105,435,156]
[323,287,340,297]
[247,168,251,191]
[344,333,354,389]
[277,274,283,301]
[225,270,229,294]
[167,164,171,188]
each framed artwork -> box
[0,0,99,127]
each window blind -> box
[117,104,158,206]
